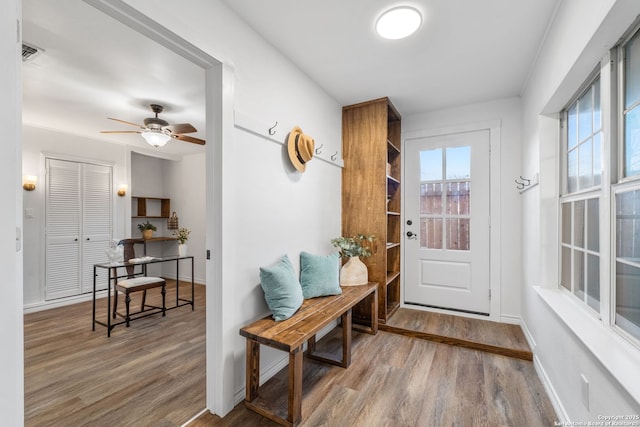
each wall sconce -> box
[23,175,37,191]
[117,184,128,197]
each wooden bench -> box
[239,282,378,426]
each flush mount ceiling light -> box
[141,129,171,147]
[376,6,422,40]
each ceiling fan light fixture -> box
[376,6,422,40]
[141,129,171,147]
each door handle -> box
[86,237,90,241]
[406,231,417,240]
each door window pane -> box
[446,218,470,251]
[420,149,442,181]
[420,218,442,249]
[420,183,442,215]
[446,181,470,215]
[445,146,470,179]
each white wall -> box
[165,152,206,283]
[1,0,23,422]
[521,0,640,420]
[403,97,523,320]
[22,125,129,307]
[121,0,343,415]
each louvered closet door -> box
[81,163,112,293]
[46,159,113,300]
[46,159,82,299]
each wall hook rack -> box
[268,121,278,136]
[516,173,539,193]
[315,144,323,155]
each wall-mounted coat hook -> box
[515,174,537,191]
[268,121,278,136]
[315,144,323,155]
[331,151,338,161]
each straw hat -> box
[287,126,315,172]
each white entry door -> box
[404,130,491,314]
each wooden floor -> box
[383,307,533,360]
[24,280,206,427]
[192,322,556,426]
[26,288,556,426]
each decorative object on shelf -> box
[331,234,376,286]
[137,220,157,240]
[173,227,190,257]
[287,126,315,172]
[23,175,37,191]
[117,184,127,197]
[168,211,179,230]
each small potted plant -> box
[331,234,376,286]
[173,227,191,257]
[137,220,157,240]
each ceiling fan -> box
[100,103,205,147]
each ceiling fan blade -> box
[107,117,146,129]
[100,130,142,134]
[166,123,197,134]
[173,134,206,145]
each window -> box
[559,23,640,345]
[615,27,640,341]
[560,77,602,314]
[419,147,471,251]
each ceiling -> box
[22,0,561,156]
[22,0,206,157]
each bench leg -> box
[342,308,352,367]
[246,339,260,402]
[288,348,303,426]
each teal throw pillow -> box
[300,251,342,299]
[259,254,303,321]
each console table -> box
[92,255,194,336]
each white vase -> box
[178,243,187,257]
[340,256,368,286]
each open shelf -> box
[342,97,402,325]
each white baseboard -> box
[234,354,289,405]
[24,290,109,313]
[533,354,567,423]
[499,314,522,325]
[520,319,537,353]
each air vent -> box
[22,42,43,62]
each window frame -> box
[559,70,604,318]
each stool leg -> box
[161,284,166,317]
[141,290,147,311]
[125,293,131,327]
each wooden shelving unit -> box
[342,97,401,324]
[132,196,171,218]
